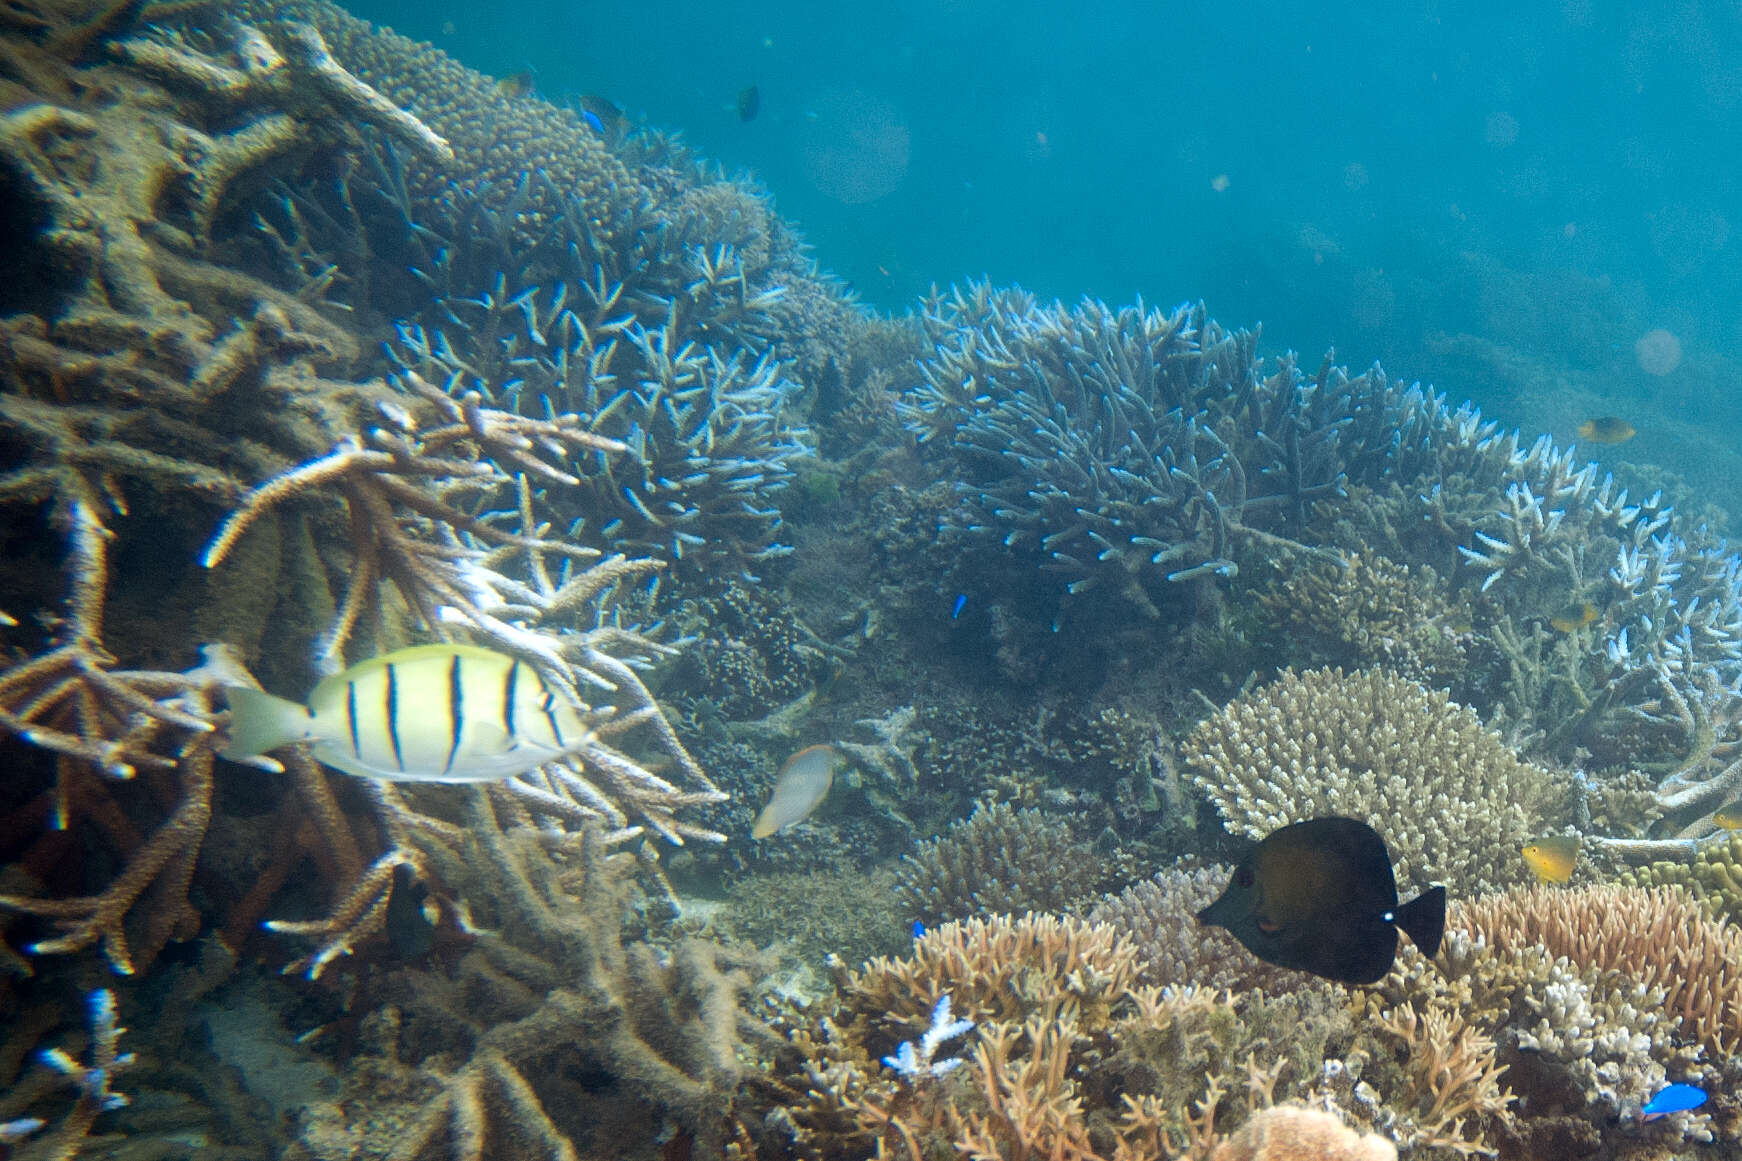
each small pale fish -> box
[1714,799,1742,830]
[1549,600,1598,633]
[1577,416,1636,444]
[1521,835,1579,884]
[752,744,843,838]
[1642,1082,1708,1120]
[222,643,589,783]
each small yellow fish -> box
[752,744,843,838]
[1549,601,1598,633]
[1577,416,1635,445]
[1713,800,1742,830]
[1521,835,1579,884]
[223,643,590,783]
[495,70,536,99]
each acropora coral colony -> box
[4,0,1742,1158]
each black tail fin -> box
[1393,885,1447,957]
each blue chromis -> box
[221,644,590,782]
[1521,835,1579,884]
[1641,1083,1708,1120]
[751,744,843,838]
[1197,816,1446,985]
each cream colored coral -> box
[1209,1106,1396,1161]
[1188,667,1565,895]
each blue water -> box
[345,0,1742,497]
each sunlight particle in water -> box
[1210,173,1230,192]
[1634,327,1682,376]
[1342,162,1368,191]
[1484,111,1519,147]
[798,88,910,205]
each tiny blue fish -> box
[911,919,926,938]
[950,594,967,620]
[1642,1083,1707,1120]
[580,110,605,134]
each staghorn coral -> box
[0,988,133,1161]
[1456,884,1742,1058]
[1188,667,1568,895]
[285,799,769,1161]
[894,801,1106,926]
[900,287,1354,620]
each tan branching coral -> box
[1455,884,1742,1056]
[286,796,769,1161]
[774,914,1361,1161]
[1260,552,1468,686]
[202,371,624,672]
[1188,667,1567,894]
[894,802,1104,926]
[1370,1001,1514,1156]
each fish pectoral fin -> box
[1256,916,1281,935]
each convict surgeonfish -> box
[1521,834,1579,883]
[221,644,590,783]
[1197,816,1446,985]
[751,744,844,838]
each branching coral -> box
[1456,884,1742,1057]
[1259,552,1468,687]
[769,913,1362,1161]
[894,801,1104,926]
[1187,667,1568,895]
[286,799,769,1161]
[0,988,134,1161]
[899,288,1354,618]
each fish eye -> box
[1235,866,1255,888]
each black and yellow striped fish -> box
[221,644,589,782]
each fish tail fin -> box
[221,686,309,760]
[1393,885,1447,957]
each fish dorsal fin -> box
[308,643,512,706]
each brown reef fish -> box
[1198,816,1446,985]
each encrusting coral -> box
[1187,667,1567,895]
